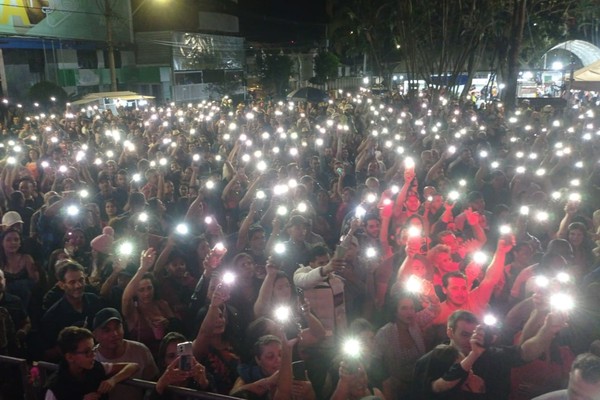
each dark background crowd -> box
[1,89,600,399]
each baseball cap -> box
[2,211,23,228]
[92,308,123,330]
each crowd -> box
[0,87,599,400]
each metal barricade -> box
[0,355,36,400]
[35,360,237,399]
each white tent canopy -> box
[571,60,600,91]
[71,91,154,106]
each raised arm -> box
[253,261,279,318]
[192,282,228,359]
[238,174,264,210]
[472,236,514,305]
[236,200,259,252]
[121,248,156,321]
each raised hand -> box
[140,248,157,271]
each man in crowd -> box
[92,308,159,399]
[413,309,566,400]
[533,352,600,399]
[41,261,104,362]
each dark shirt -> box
[412,345,523,400]
[0,292,27,329]
[41,293,104,354]
[280,240,311,278]
[46,359,108,400]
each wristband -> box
[442,362,469,382]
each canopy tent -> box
[570,60,600,91]
[71,91,154,106]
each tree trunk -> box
[503,0,527,111]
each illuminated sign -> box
[0,1,131,42]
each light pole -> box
[105,0,117,92]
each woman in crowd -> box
[152,331,212,398]
[122,247,180,356]
[192,278,242,395]
[253,260,326,346]
[0,227,39,308]
[373,282,440,400]
[230,332,309,400]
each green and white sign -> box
[0,0,132,43]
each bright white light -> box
[274,306,291,322]
[473,251,488,264]
[175,223,189,235]
[483,314,498,326]
[406,275,422,293]
[343,338,362,357]
[550,293,574,312]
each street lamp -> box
[131,0,167,16]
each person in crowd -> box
[152,331,212,398]
[1,85,600,400]
[0,268,30,355]
[192,277,241,395]
[532,352,600,400]
[92,307,159,400]
[293,243,347,397]
[0,226,38,308]
[121,248,180,356]
[412,308,567,400]
[230,332,304,400]
[41,260,104,362]
[373,282,440,400]
[44,326,139,400]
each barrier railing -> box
[1,356,238,400]
[0,354,36,399]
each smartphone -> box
[177,341,193,371]
[292,360,308,381]
[336,167,344,176]
[334,245,347,259]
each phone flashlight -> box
[213,242,227,255]
[118,242,134,256]
[473,251,488,264]
[406,275,423,293]
[274,305,291,323]
[365,247,376,258]
[175,223,189,235]
[222,271,236,285]
[277,206,288,216]
[499,225,512,235]
[66,205,79,217]
[342,338,362,358]
[535,275,549,288]
[556,272,571,283]
[550,293,574,312]
[355,206,366,219]
[448,191,460,202]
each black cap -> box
[92,308,122,330]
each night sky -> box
[131,0,328,46]
[238,0,328,45]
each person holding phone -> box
[230,331,315,400]
[151,332,212,398]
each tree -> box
[311,51,340,85]
[328,0,396,79]
[256,52,294,98]
[28,81,68,110]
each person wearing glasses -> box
[44,326,139,400]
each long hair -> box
[0,227,24,266]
